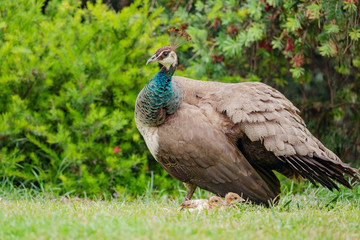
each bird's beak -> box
[146,54,158,65]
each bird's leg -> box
[183,182,197,201]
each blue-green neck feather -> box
[149,66,176,97]
[135,65,184,127]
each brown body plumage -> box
[153,76,359,205]
[135,29,360,206]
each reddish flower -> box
[344,0,357,4]
[213,18,221,31]
[226,24,238,35]
[113,146,122,153]
[295,28,303,34]
[259,39,272,52]
[292,53,304,68]
[269,11,280,21]
[285,38,294,52]
[265,3,273,11]
[181,24,188,30]
[212,54,224,63]
[145,167,149,171]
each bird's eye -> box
[234,197,238,199]
[163,51,169,57]
[215,199,218,202]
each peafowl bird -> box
[135,28,360,206]
[224,192,245,208]
[180,196,225,212]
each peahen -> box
[135,28,360,206]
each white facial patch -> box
[159,51,178,70]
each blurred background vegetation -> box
[0,0,359,198]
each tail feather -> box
[309,156,354,188]
[315,156,360,185]
[277,154,360,191]
[282,156,319,187]
[292,155,340,190]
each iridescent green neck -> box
[135,65,184,127]
[152,65,176,87]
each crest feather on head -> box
[168,27,192,49]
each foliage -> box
[160,0,360,162]
[0,0,174,197]
[0,0,359,198]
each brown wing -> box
[156,103,279,205]
[172,76,360,189]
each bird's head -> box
[224,192,245,205]
[146,27,191,71]
[146,46,177,70]
[208,196,225,207]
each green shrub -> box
[0,0,177,197]
[162,0,360,162]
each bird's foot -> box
[183,182,197,201]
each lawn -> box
[1,182,360,240]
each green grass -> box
[1,182,360,240]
